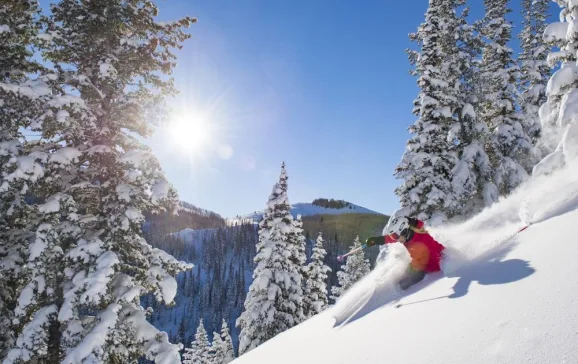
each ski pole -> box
[337,244,367,263]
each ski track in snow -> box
[233,161,578,364]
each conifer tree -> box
[479,0,532,195]
[212,319,235,364]
[532,0,578,175]
[395,0,467,222]
[212,332,224,364]
[303,232,331,317]
[178,318,188,345]
[237,163,304,355]
[288,213,307,322]
[290,214,307,270]
[0,1,63,361]
[183,319,213,364]
[331,236,370,301]
[449,1,496,214]
[5,1,196,363]
[519,0,550,145]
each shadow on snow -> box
[335,240,535,325]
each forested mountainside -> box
[143,209,388,354]
[144,223,257,352]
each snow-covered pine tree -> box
[395,0,465,223]
[183,319,213,364]
[303,232,331,318]
[4,1,196,363]
[236,162,304,355]
[290,214,307,271]
[479,0,532,195]
[221,320,235,364]
[531,0,578,176]
[287,213,307,321]
[331,236,370,301]
[212,319,235,364]
[519,0,551,156]
[449,1,497,215]
[532,0,551,109]
[212,331,224,364]
[0,1,57,360]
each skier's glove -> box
[365,237,378,247]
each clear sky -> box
[42,0,559,218]
[146,0,560,218]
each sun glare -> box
[168,112,212,154]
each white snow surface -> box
[546,64,577,97]
[543,22,569,43]
[48,147,81,165]
[151,179,170,204]
[62,303,121,364]
[233,162,578,364]
[462,103,476,118]
[558,88,578,126]
[4,305,58,363]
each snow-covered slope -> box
[239,202,382,222]
[233,162,578,364]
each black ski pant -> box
[398,267,426,290]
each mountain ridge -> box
[235,201,384,223]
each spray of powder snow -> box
[331,244,410,324]
[434,160,578,275]
[332,161,578,324]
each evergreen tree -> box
[287,213,307,322]
[0,1,47,359]
[236,163,304,355]
[178,318,187,344]
[519,0,550,146]
[183,319,213,364]
[303,232,331,317]
[395,0,467,222]
[290,214,307,269]
[449,1,496,215]
[533,0,578,175]
[212,319,235,364]
[0,2,82,361]
[479,0,532,195]
[331,237,371,301]
[212,331,224,364]
[5,1,196,363]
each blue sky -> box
[40,0,559,218]
[145,0,560,218]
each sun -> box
[168,111,213,154]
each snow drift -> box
[232,161,578,364]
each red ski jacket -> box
[383,220,445,273]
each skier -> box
[365,216,445,290]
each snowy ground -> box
[233,161,578,364]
